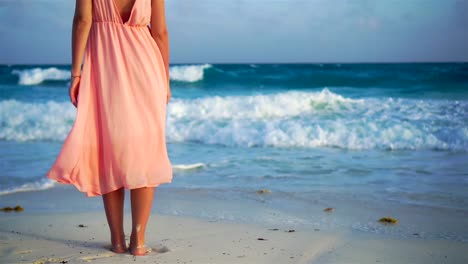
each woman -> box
[46,0,173,256]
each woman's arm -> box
[71,0,92,76]
[150,0,170,84]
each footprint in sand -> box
[153,245,171,253]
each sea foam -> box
[166,89,468,150]
[0,179,56,196]
[172,163,206,171]
[1,89,467,151]
[0,99,76,141]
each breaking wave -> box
[1,88,467,151]
[11,64,213,85]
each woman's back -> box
[92,0,152,26]
[111,0,137,23]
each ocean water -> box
[1,63,468,240]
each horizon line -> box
[1,61,467,66]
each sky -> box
[0,0,467,64]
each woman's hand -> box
[69,76,81,108]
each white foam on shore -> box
[0,179,56,196]
[0,164,204,196]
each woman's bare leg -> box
[102,187,126,253]
[129,186,155,255]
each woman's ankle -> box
[130,232,146,246]
[111,232,126,246]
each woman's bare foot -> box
[129,231,152,256]
[110,242,128,253]
[128,243,152,256]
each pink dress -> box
[46,0,173,197]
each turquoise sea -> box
[1,63,467,241]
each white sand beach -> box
[1,186,467,264]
